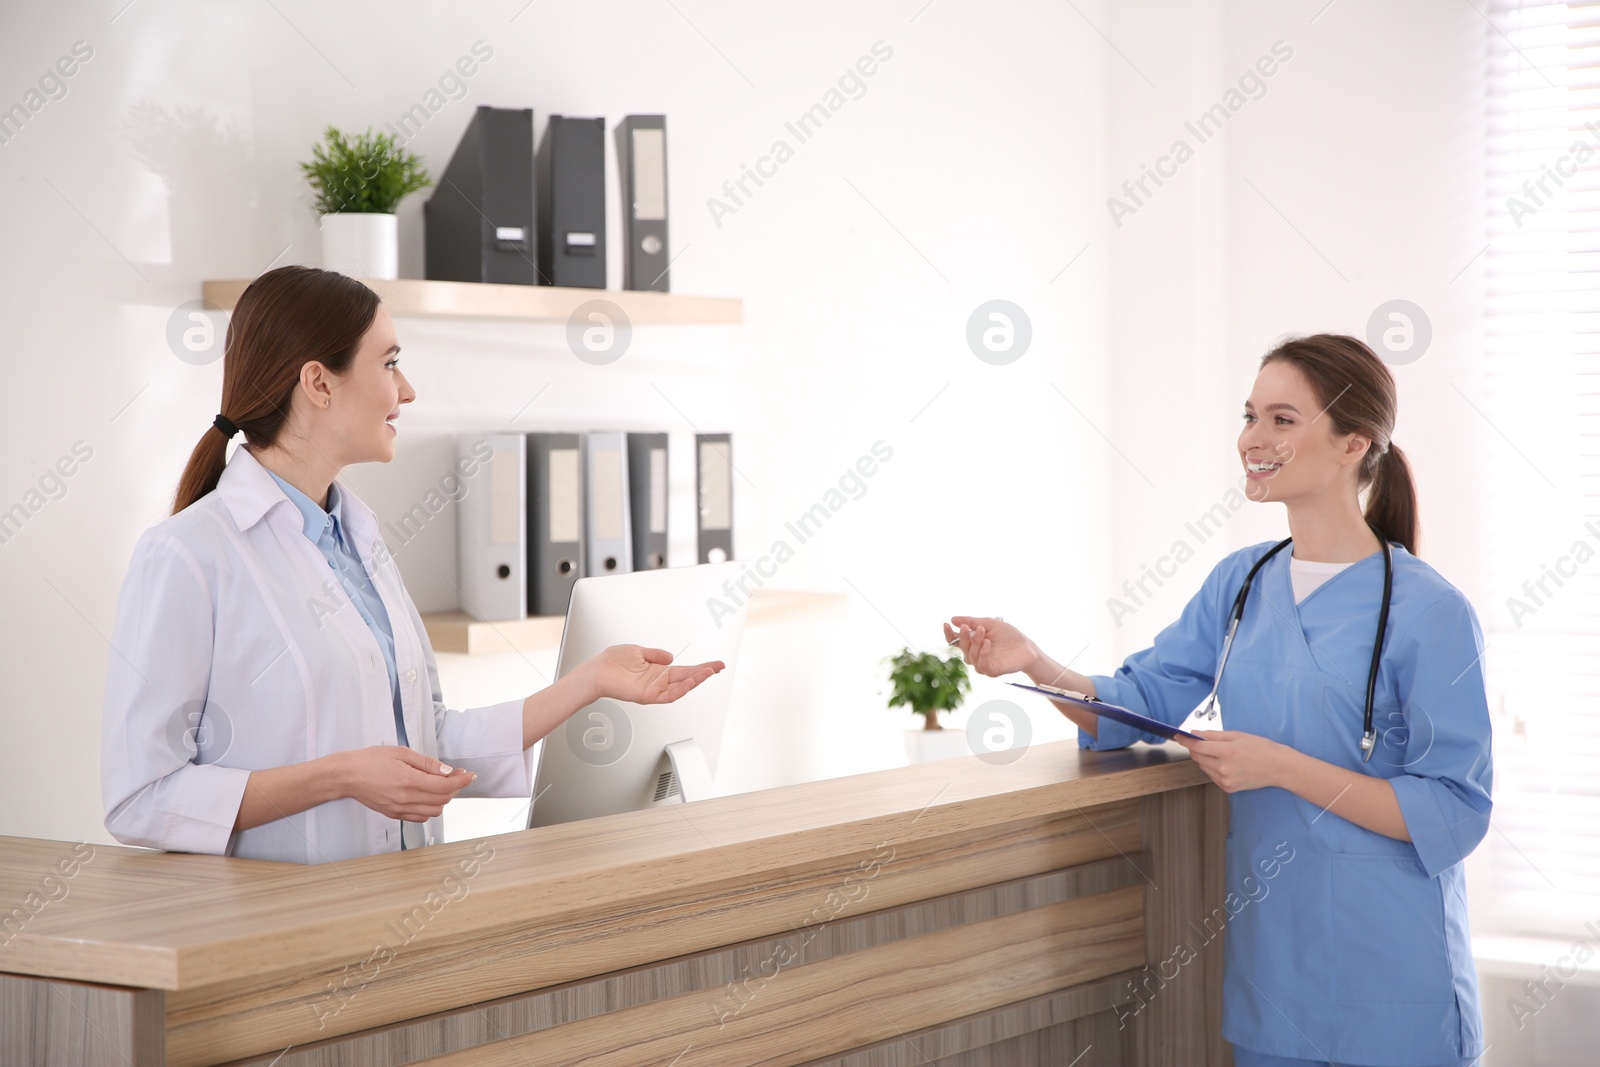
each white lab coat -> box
[101,445,533,864]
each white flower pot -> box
[903,724,971,765]
[319,212,398,279]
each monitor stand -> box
[641,738,716,809]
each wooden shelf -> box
[422,612,566,656]
[201,277,742,325]
[422,588,848,656]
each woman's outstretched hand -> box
[944,616,1040,678]
[589,644,726,705]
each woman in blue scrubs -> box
[948,334,1492,1067]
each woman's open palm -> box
[593,644,725,705]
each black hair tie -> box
[213,414,239,439]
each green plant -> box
[886,648,971,729]
[299,126,432,215]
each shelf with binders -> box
[200,277,742,325]
[421,589,848,655]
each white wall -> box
[0,0,1496,867]
[11,2,1572,1060]
[1101,0,1487,658]
[0,0,1110,843]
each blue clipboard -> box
[1006,681,1205,742]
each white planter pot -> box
[903,725,971,765]
[319,212,398,279]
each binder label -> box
[699,440,731,531]
[549,449,580,543]
[649,448,668,533]
[632,128,666,220]
[592,446,625,540]
[489,446,520,545]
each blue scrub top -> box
[1084,541,1493,1066]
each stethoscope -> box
[1189,526,1394,761]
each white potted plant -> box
[887,648,973,764]
[299,125,431,279]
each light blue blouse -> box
[265,470,410,754]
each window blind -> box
[1484,0,1600,936]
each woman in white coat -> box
[102,266,724,865]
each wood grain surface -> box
[2,742,1218,1066]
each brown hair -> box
[172,267,381,514]
[1260,333,1419,555]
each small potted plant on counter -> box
[299,125,431,279]
[887,647,972,764]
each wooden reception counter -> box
[0,742,1229,1067]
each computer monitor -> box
[527,561,748,828]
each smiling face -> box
[324,305,414,466]
[1238,358,1370,504]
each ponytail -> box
[1364,442,1418,556]
[170,266,380,515]
[171,425,234,518]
